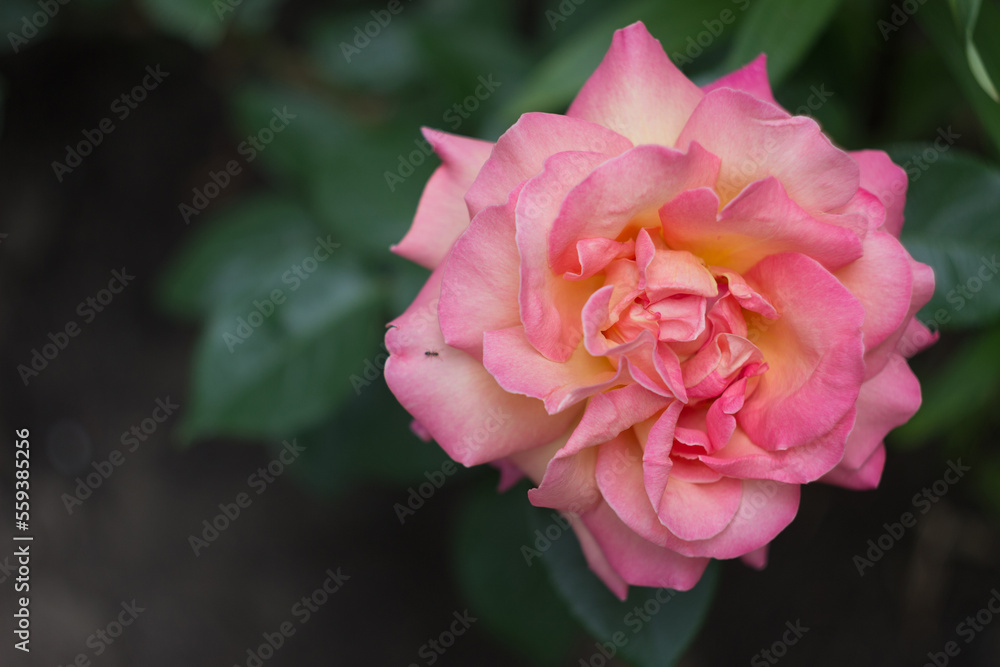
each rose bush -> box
[384,21,935,598]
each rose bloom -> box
[384,22,935,598]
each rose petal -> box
[385,269,578,466]
[740,253,865,450]
[660,177,864,273]
[439,185,523,359]
[675,88,860,211]
[700,412,855,484]
[567,21,703,147]
[517,151,611,361]
[822,353,920,489]
[656,476,743,541]
[821,443,886,490]
[702,54,778,107]
[482,325,622,414]
[835,230,913,356]
[391,128,494,269]
[549,143,720,275]
[581,501,711,592]
[465,113,631,218]
[851,149,907,237]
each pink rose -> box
[385,21,935,598]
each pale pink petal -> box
[700,412,855,484]
[675,89,860,211]
[493,459,526,491]
[711,268,778,319]
[741,545,769,570]
[868,257,936,373]
[635,227,718,301]
[683,334,764,400]
[567,21,704,147]
[641,402,684,510]
[549,143,720,274]
[821,443,886,490]
[692,478,800,558]
[439,186,523,359]
[580,502,711,592]
[740,253,865,450]
[562,384,673,456]
[656,476,743,541]
[565,512,629,600]
[661,177,863,273]
[391,128,493,269]
[897,318,940,359]
[517,151,610,361]
[822,354,920,489]
[822,186,884,237]
[565,238,635,280]
[528,447,602,515]
[597,431,801,558]
[385,269,578,466]
[465,113,631,218]
[702,54,778,107]
[835,231,913,356]
[851,149,907,237]
[410,420,432,441]
[482,325,622,414]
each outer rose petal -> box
[740,253,866,450]
[656,476,743,541]
[597,432,801,558]
[702,54,778,107]
[868,257,936,376]
[385,268,579,466]
[851,149,907,237]
[821,444,886,490]
[741,545,769,570]
[835,231,913,355]
[465,113,632,218]
[822,354,921,489]
[439,185,523,360]
[675,89,860,211]
[528,447,601,516]
[391,128,494,269]
[581,501,711,593]
[568,22,704,147]
[565,512,630,600]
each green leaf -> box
[307,13,426,93]
[894,329,1000,448]
[890,145,1000,329]
[724,0,844,86]
[232,84,422,257]
[917,1,1000,154]
[157,195,333,320]
[453,482,581,666]
[534,508,719,667]
[136,0,226,48]
[487,0,736,133]
[177,254,382,442]
[136,0,281,47]
[949,0,1000,102]
[290,380,451,496]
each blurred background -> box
[1,0,999,665]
